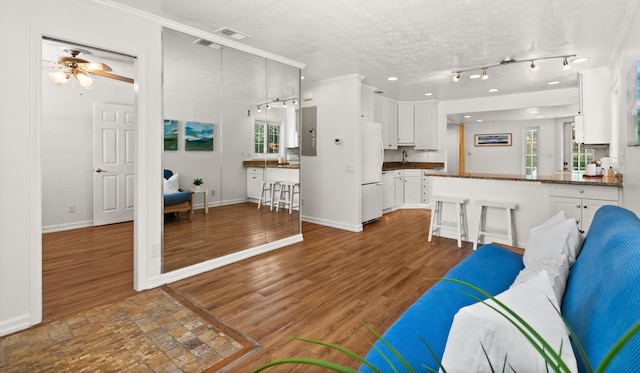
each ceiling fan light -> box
[75,72,94,89]
[49,71,70,85]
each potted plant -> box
[193,178,203,191]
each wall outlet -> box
[211,190,215,196]
[151,243,161,257]
[68,204,75,213]
[301,198,304,206]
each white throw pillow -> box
[565,219,585,262]
[164,173,180,194]
[441,271,577,372]
[523,217,574,267]
[511,255,571,304]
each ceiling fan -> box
[44,48,134,89]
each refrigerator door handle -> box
[379,138,385,170]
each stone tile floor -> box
[0,289,257,372]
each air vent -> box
[214,27,251,40]
[193,38,221,49]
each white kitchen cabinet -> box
[549,184,619,232]
[421,172,431,204]
[394,170,404,208]
[246,167,264,201]
[397,103,415,145]
[576,67,611,144]
[414,101,437,150]
[381,171,395,211]
[361,85,375,121]
[403,169,422,206]
[375,96,398,149]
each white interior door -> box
[93,103,135,226]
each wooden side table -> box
[190,187,209,214]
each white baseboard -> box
[301,215,362,232]
[0,314,31,337]
[42,220,93,233]
[146,234,304,288]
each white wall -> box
[301,75,361,231]
[42,74,135,232]
[614,0,640,214]
[464,119,558,175]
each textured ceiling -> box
[105,0,630,102]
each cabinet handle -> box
[583,205,588,209]
[579,190,584,193]
[576,205,581,208]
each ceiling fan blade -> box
[89,69,134,84]
[77,62,113,72]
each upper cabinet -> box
[414,101,437,150]
[577,67,611,144]
[361,85,375,122]
[397,103,415,145]
[374,96,398,149]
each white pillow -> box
[523,218,574,267]
[164,173,180,194]
[565,219,585,262]
[441,271,578,372]
[511,255,571,304]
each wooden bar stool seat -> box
[428,195,469,248]
[474,200,518,250]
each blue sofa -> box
[164,169,193,217]
[360,205,640,372]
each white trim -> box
[42,221,94,234]
[148,234,304,288]
[0,314,31,337]
[88,0,306,70]
[302,215,363,232]
[608,0,640,69]
[303,73,366,88]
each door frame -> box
[30,27,150,327]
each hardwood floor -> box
[169,209,474,371]
[43,207,474,371]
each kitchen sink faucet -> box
[402,150,408,165]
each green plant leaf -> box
[595,319,640,372]
[362,323,415,373]
[252,358,359,372]
[294,337,382,373]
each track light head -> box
[452,73,461,82]
[530,61,539,71]
[562,58,571,71]
[481,69,489,80]
[257,105,261,113]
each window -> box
[571,124,594,171]
[524,128,538,178]
[254,121,281,156]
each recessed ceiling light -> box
[572,57,589,64]
[529,110,539,114]
[536,116,545,119]
[548,81,560,85]
[387,77,398,81]
[464,115,471,118]
[476,119,484,122]
[424,92,433,96]
[469,74,481,79]
[488,88,499,93]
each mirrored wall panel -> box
[161,28,301,273]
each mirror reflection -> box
[161,28,300,273]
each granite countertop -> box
[243,160,300,169]
[382,162,445,171]
[429,171,623,187]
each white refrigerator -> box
[361,121,384,224]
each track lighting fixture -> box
[266,104,271,110]
[283,100,287,108]
[451,54,577,82]
[255,97,299,110]
[257,105,262,113]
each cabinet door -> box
[397,103,414,145]
[549,196,582,227]
[582,199,615,232]
[578,67,611,144]
[382,172,395,210]
[247,170,264,200]
[404,175,422,204]
[414,101,437,150]
[395,176,404,207]
[381,99,398,149]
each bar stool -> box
[428,195,469,248]
[276,181,300,214]
[257,180,279,210]
[474,200,518,250]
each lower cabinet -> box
[549,185,620,233]
[403,169,422,206]
[421,173,431,204]
[394,171,404,208]
[246,167,264,200]
[382,171,395,211]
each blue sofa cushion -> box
[360,244,524,372]
[164,191,191,206]
[562,205,640,371]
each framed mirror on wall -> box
[161,27,301,273]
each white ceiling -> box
[106,0,631,102]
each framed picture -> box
[626,58,640,146]
[163,119,178,150]
[474,133,512,146]
[185,121,214,151]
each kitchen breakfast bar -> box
[429,171,623,247]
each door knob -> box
[96,168,107,173]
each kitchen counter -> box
[429,171,622,187]
[382,162,445,171]
[242,160,300,169]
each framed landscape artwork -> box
[164,119,178,150]
[475,133,512,147]
[185,121,214,151]
[626,58,640,146]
